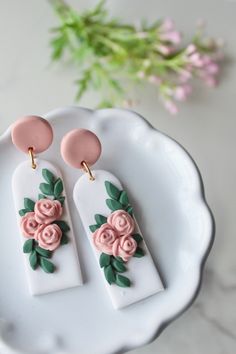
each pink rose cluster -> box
[92,210,137,262]
[20,199,63,251]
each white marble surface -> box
[0,1,235,354]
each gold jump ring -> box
[81,161,95,181]
[28,147,36,169]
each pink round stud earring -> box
[61,128,101,181]
[61,128,164,310]
[11,116,82,295]
[11,115,53,169]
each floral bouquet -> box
[19,169,70,273]
[49,0,224,114]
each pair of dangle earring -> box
[11,116,163,309]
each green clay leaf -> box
[24,198,35,211]
[29,250,38,270]
[111,258,127,273]
[42,169,55,184]
[119,190,129,206]
[39,183,54,196]
[23,239,34,253]
[115,274,131,288]
[133,247,145,258]
[99,253,111,268]
[40,257,55,273]
[54,220,70,232]
[38,194,46,200]
[60,233,69,245]
[106,199,124,212]
[104,265,115,284]
[95,214,107,226]
[126,206,133,216]
[115,256,125,263]
[19,208,31,217]
[57,196,65,206]
[105,181,121,200]
[89,224,100,232]
[35,246,52,258]
[54,178,63,198]
[132,233,143,244]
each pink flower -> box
[93,223,119,255]
[157,44,174,56]
[203,75,217,87]
[163,100,178,115]
[112,235,137,262]
[205,62,219,75]
[20,212,40,239]
[174,84,192,101]
[189,52,205,67]
[107,210,135,236]
[35,224,62,251]
[186,44,196,56]
[159,31,181,45]
[201,55,212,66]
[179,68,192,82]
[34,199,62,225]
[159,18,174,32]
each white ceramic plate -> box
[0,107,214,354]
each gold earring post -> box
[28,147,36,169]
[81,161,95,181]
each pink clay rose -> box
[20,212,40,239]
[107,210,135,236]
[35,224,62,251]
[34,199,62,225]
[93,223,118,255]
[112,235,137,262]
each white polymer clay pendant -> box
[61,128,164,309]
[11,116,82,295]
[74,170,164,309]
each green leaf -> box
[106,199,124,212]
[19,208,31,217]
[115,256,125,263]
[104,265,115,284]
[89,224,100,232]
[39,257,55,273]
[57,196,65,206]
[60,233,69,245]
[111,258,127,273]
[132,234,143,244]
[95,214,107,226]
[119,190,129,206]
[29,250,38,270]
[99,253,111,268]
[23,239,34,253]
[54,178,63,198]
[38,194,46,200]
[39,183,54,196]
[105,181,121,200]
[35,246,52,258]
[115,274,131,287]
[42,169,55,184]
[54,220,70,232]
[126,206,133,216]
[133,247,145,258]
[24,198,35,211]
